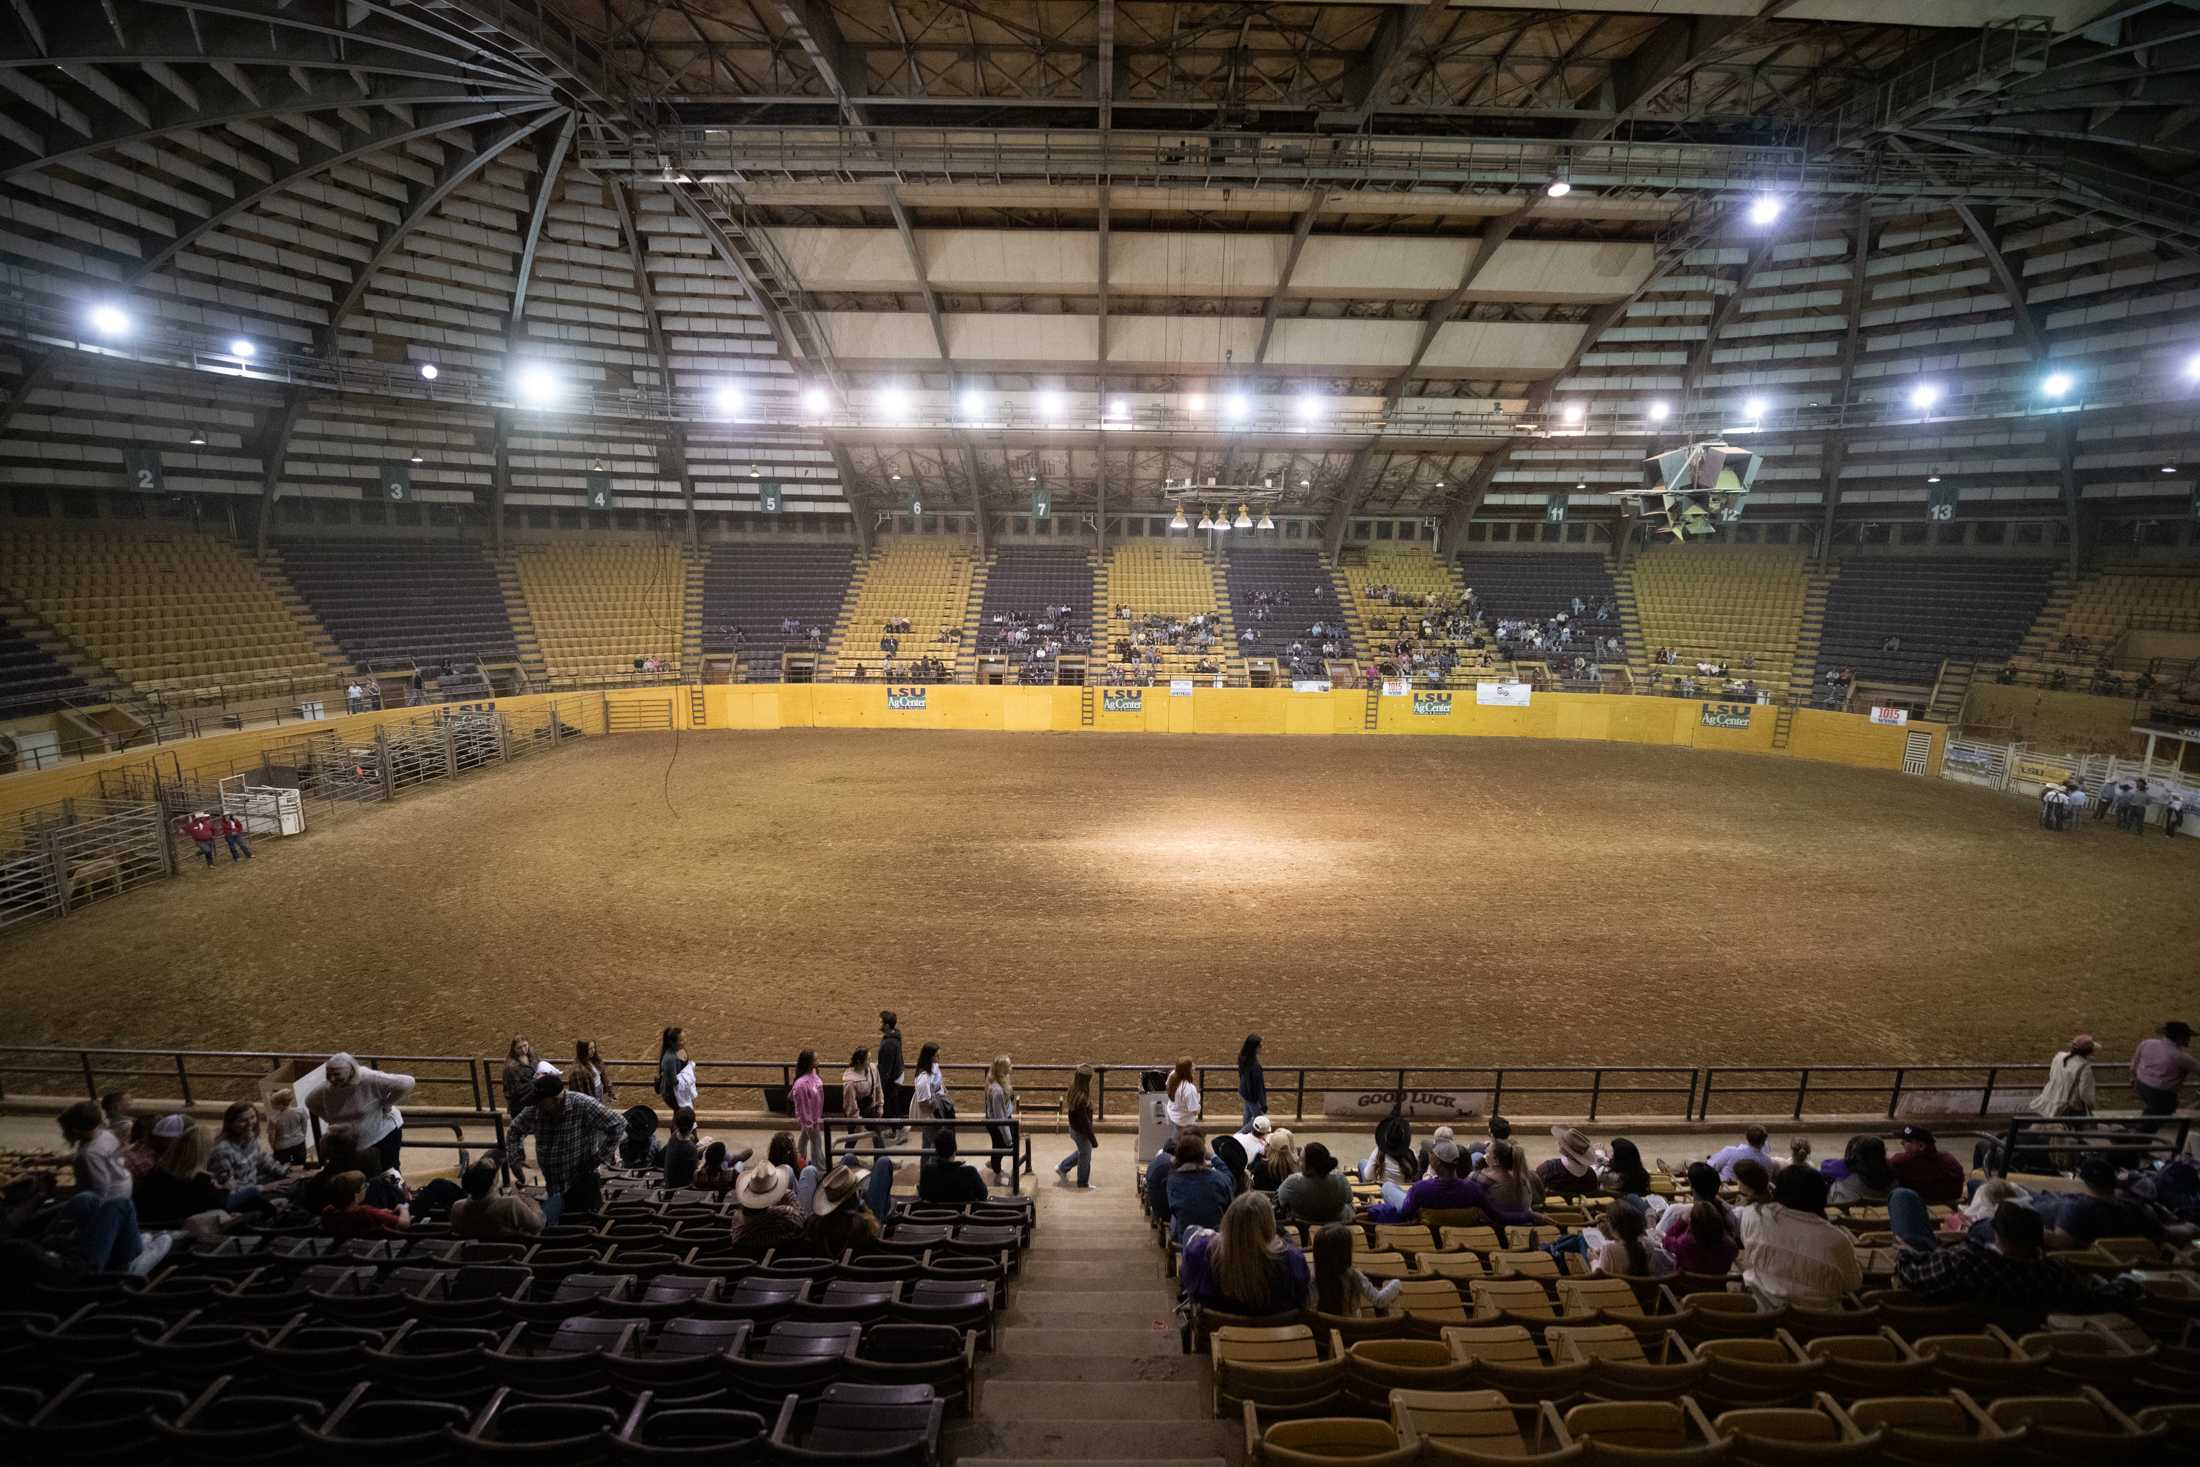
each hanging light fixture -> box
[1234,503,1253,529]
[1256,509,1276,531]
[1196,508,1214,531]
[1213,510,1230,533]
[1170,505,1190,531]
[410,451,424,464]
[187,427,207,446]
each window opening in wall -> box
[1974,520,2006,545]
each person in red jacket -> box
[179,812,216,867]
[219,812,253,862]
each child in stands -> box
[319,1170,407,1238]
[1312,1222,1400,1317]
[266,1088,308,1167]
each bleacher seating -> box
[700,543,856,679]
[2009,565,2200,684]
[1456,553,1620,631]
[1340,547,1495,687]
[0,530,337,705]
[830,539,974,681]
[1102,541,1229,683]
[1815,558,2056,686]
[8,1168,1031,1463]
[276,539,519,672]
[974,546,1094,678]
[1222,549,1354,667]
[1630,545,1807,686]
[512,542,687,680]
[0,620,96,714]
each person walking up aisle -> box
[1236,1034,1267,1131]
[1055,1063,1098,1188]
[877,1011,907,1142]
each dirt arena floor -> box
[1,731,2192,1072]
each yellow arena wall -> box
[1,686,1943,823]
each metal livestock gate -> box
[0,797,172,932]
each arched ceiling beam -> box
[508,109,578,330]
[606,179,671,387]
[125,100,559,286]
[315,107,565,353]
[1253,187,1328,367]
[129,0,562,92]
[1321,0,1451,131]
[0,77,552,180]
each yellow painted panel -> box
[1003,689,1055,732]
[1283,693,1333,735]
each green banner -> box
[584,471,611,510]
[1926,482,1958,522]
[122,447,165,493]
[757,485,782,513]
[1102,689,1141,712]
[1412,692,1453,715]
[886,686,927,710]
[379,461,412,503]
[1699,702,1753,729]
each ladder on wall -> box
[687,684,706,727]
[1079,686,1095,726]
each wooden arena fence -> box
[0,1046,2146,1129]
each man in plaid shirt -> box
[1892,1200,2137,1315]
[489,1073,624,1223]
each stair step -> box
[948,1421,1237,1462]
[1002,1294,1179,1327]
[977,1382,1208,1422]
[960,1459,1224,1467]
[996,1326,1184,1358]
[982,1353,1205,1383]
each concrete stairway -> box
[952,1179,1227,1467]
[681,553,705,673]
[958,559,990,679]
[1776,566,1834,748]
[492,552,548,687]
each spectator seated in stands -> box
[1591,1200,1674,1278]
[1739,1163,1863,1308]
[727,1163,804,1255]
[1703,1126,1775,1181]
[1179,1191,1309,1316]
[1471,1138,1543,1217]
[805,1161,889,1252]
[2045,1158,2197,1249]
[207,1100,293,1193]
[320,1170,407,1239]
[1666,1200,1740,1276]
[1538,1125,1600,1199]
[1165,1131,1235,1243]
[1360,1114,1425,1191]
[1827,1136,1896,1206]
[917,1129,989,1205]
[1276,1140,1354,1226]
[449,1162,544,1241]
[138,1115,266,1227]
[1313,1221,1402,1316]
[1656,1163,1733,1247]
[1365,1137,1533,1226]
[1248,1130,1298,1193]
[1887,1124,1965,1204]
[662,1106,703,1188]
[1892,1193,2138,1314]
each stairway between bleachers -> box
[954,1181,1226,1467]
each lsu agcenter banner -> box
[1102,690,1142,712]
[1412,692,1453,716]
[886,686,927,711]
[1476,681,1532,707]
[1699,702,1753,729]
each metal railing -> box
[0,1047,2160,1128]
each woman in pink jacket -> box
[790,1049,826,1168]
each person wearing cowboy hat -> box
[2030,1035,2098,1119]
[726,1163,805,1256]
[1537,1126,1601,1200]
[803,1160,885,1253]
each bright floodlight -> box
[1224,392,1250,422]
[1186,393,1206,413]
[1561,402,1585,426]
[959,388,987,417]
[1742,396,1767,420]
[88,303,129,336]
[229,338,255,359]
[1295,391,1322,423]
[1909,382,1942,411]
[1038,390,1065,421]
[2041,371,2074,398]
[1110,397,1130,418]
[1546,179,1572,198]
[515,363,559,404]
[418,363,439,381]
[1647,400,1671,422]
[2186,353,2200,382]
[879,385,910,420]
[1748,195,1783,226]
[714,384,744,415]
[801,385,829,415]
